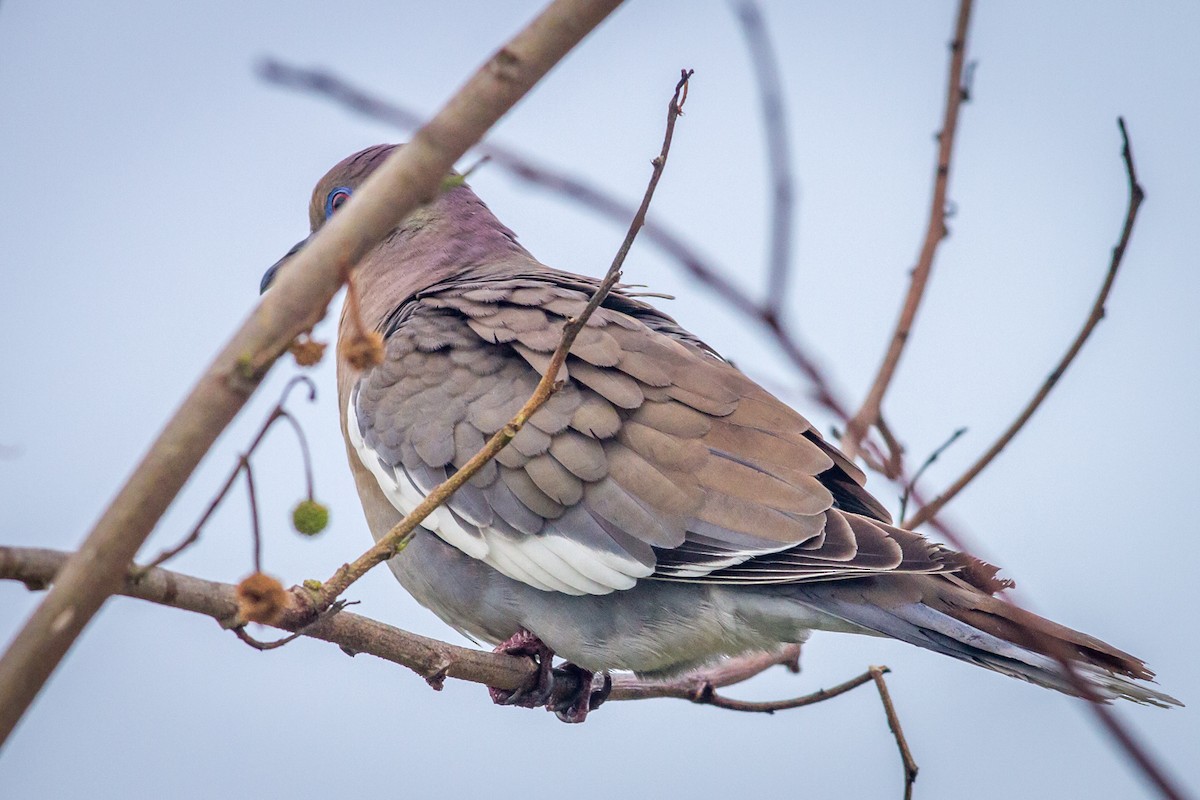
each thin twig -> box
[691,668,875,713]
[233,626,302,651]
[232,599,358,651]
[138,376,318,574]
[242,460,263,573]
[907,118,1143,530]
[732,0,796,323]
[842,0,974,461]
[276,410,315,500]
[870,666,919,800]
[898,426,967,525]
[307,70,694,616]
[608,645,801,702]
[0,0,625,749]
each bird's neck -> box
[346,184,533,333]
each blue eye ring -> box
[324,186,352,219]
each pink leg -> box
[485,630,612,723]
[487,629,555,708]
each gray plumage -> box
[276,144,1176,708]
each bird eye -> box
[324,187,352,219]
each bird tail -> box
[792,574,1180,707]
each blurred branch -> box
[841,0,974,461]
[907,118,1144,529]
[259,58,859,431]
[732,0,796,323]
[0,0,625,750]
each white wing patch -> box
[348,394,652,596]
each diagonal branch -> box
[906,117,1144,530]
[0,0,625,751]
[841,0,974,461]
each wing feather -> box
[349,277,968,597]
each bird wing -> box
[348,274,961,596]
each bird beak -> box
[260,236,310,294]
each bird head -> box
[260,144,397,294]
[260,144,524,304]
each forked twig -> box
[614,656,917,799]
[304,70,695,616]
[898,426,967,525]
[907,118,1143,529]
[137,376,318,574]
[690,667,875,713]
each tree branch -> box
[841,0,974,461]
[0,545,826,709]
[0,0,625,750]
[3,543,927,795]
[906,118,1144,530]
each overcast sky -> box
[2,2,1197,798]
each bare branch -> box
[732,0,796,322]
[907,118,1144,529]
[892,120,1188,800]
[0,545,810,708]
[138,376,318,573]
[0,0,625,749]
[691,667,874,713]
[898,426,966,525]
[841,0,974,460]
[2,541,922,799]
[303,69,694,618]
[870,665,919,800]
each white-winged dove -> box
[266,144,1177,721]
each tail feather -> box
[793,574,1181,708]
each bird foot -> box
[488,629,556,709]
[486,630,611,723]
[548,663,612,724]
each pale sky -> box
[2,2,1197,798]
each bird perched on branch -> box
[264,144,1176,722]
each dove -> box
[264,144,1177,722]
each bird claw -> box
[487,629,555,709]
[486,630,610,723]
[549,664,612,724]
